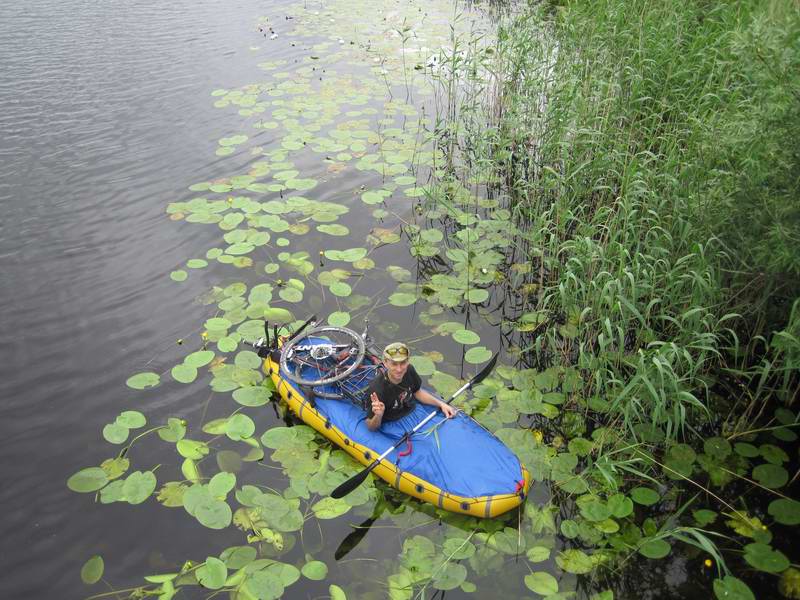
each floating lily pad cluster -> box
[378,190,517,315]
[282,0,492,88]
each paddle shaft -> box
[330,354,497,498]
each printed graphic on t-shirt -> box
[366,366,422,422]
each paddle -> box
[333,496,387,560]
[330,353,498,499]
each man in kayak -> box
[365,342,458,431]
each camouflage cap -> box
[383,342,410,362]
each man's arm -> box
[414,388,458,418]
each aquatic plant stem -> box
[725,421,800,441]
[117,426,167,459]
[413,529,477,600]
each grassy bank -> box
[420,0,800,595]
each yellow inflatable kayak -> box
[259,322,532,518]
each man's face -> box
[384,358,409,383]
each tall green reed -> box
[422,0,799,441]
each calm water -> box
[0,1,303,596]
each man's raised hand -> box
[370,392,385,418]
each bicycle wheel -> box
[279,326,366,386]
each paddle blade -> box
[331,466,372,499]
[470,353,498,389]
[334,517,376,560]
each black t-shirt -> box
[366,365,422,422]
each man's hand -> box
[370,392,385,418]
[366,392,385,431]
[439,402,458,419]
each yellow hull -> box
[265,355,532,518]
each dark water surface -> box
[0,1,302,596]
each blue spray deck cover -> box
[280,339,526,498]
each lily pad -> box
[318,224,349,236]
[126,372,160,390]
[556,549,593,574]
[81,555,104,585]
[734,443,760,458]
[432,563,467,591]
[312,497,351,519]
[301,560,328,581]
[205,317,232,330]
[208,472,236,497]
[579,497,610,522]
[324,248,368,262]
[452,329,480,344]
[220,546,257,569]
[235,350,263,370]
[743,542,789,573]
[607,493,634,518]
[388,292,416,307]
[185,350,215,368]
[100,457,130,480]
[752,464,788,489]
[760,444,789,465]
[329,584,346,600]
[116,410,146,429]
[465,288,489,303]
[68,467,109,493]
[233,386,271,407]
[279,287,303,303]
[218,336,238,352]
[464,346,492,364]
[713,576,755,600]
[329,281,352,297]
[196,557,227,590]
[704,437,731,460]
[409,355,435,376]
[630,487,660,506]
[158,417,186,442]
[560,519,580,538]
[693,509,718,527]
[156,482,187,507]
[443,538,476,560]
[103,423,129,445]
[177,439,209,460]
[122,471,157,505]
[172,364,198,384]
[526,546,551,563]
[245,570,284,600]
[196,499,232,530]
[768,498,800,526]
[638,537,671,559]
[225,414,256,441]
[362,190,389,205]
[327,311,351,327]
[524,572,558,596]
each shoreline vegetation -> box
[420,0,799,596]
